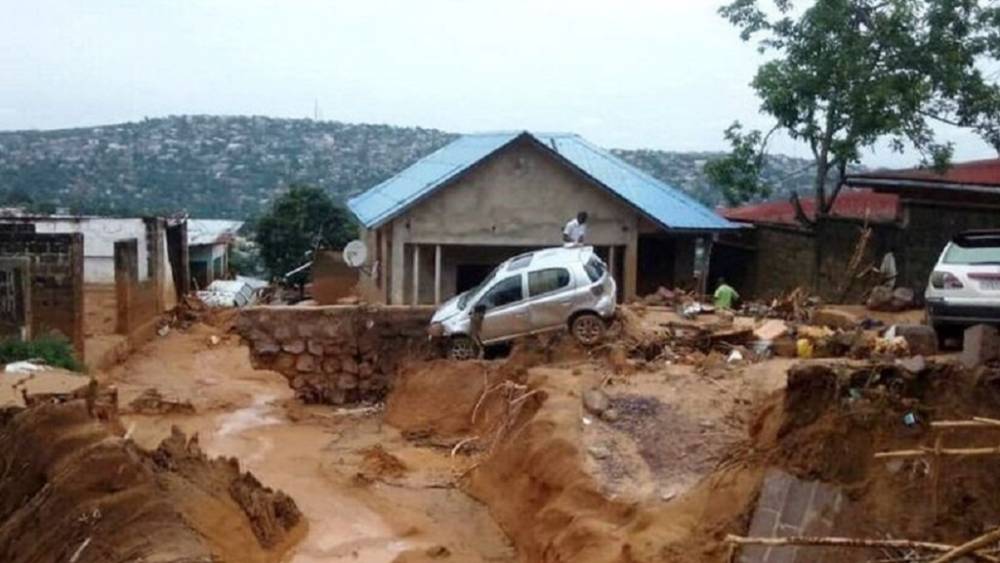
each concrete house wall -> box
[33,218,151,283]
[363,138,649,305]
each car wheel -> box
[571,313,606,346]
[448,336,479,361]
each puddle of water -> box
[216,394,283,436]
[206,394,414,563]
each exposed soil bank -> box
[103,321,514,563]
[0,398,302,563]
[386,335,1000,562]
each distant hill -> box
[0,115,817,218]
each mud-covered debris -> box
[425,545,452,559]
[896,355,927,374]
[867,286,916,311]
[358,444,408,480]
[884,324,937,356]
[128,388,196,415]
[811,307,861,330]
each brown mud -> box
[0,398,302,563]
[25,301,995,563]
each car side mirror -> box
[473,303,487,316]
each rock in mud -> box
[811,307,860,330]
[425,545,452,558]
[583,389,610,415]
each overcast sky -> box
[1,0,996,167]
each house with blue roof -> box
[347,131,736,305]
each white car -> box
[925,230,1000,338]
[429,246,617,360]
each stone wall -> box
[237,306,435,405]
[740,469,844,563]
[0,232,85,360]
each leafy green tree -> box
[709,0,1000,215]
[704,123,773,206]
[254,185,357,277]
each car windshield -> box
[943,244,1000,265]
[457,265,500,309]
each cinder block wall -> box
[750,225,817,300]
[899,202,1000,293]
[0,232,85,360]
[238,306,435,405]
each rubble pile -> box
[237,305,434,405]
[866,285,916,311]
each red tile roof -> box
[721,190,899,225]
[862,158,1000,186]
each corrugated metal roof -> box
[188,219,244,246]
[722,190,900,225]
[347,131,735,231]
[855,158,1000,186]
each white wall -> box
[33,218,149,283]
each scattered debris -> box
[4,360,44,374]
[884,324,938,356]
[867,285,916,311]
[127,388,196,415]
[811,307,861,330]
[357,444,408,481]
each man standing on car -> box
[563,211,588,246]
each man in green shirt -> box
[713,277,740,310]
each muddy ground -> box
[85,310,797,562]
[56,305,1000,563]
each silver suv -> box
[429,246,617,360]
[926,230,1000,336]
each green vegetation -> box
[0,115,819,216]
[0,336,82,372]
[255,185,357,278]
[709,0,1000,214]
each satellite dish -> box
[343,240,368,268]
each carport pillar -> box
[608,245,617,283]
[434,244,442,305]
[411,244,421,306]
[624,242,638,302]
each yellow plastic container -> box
[796,338,814,359]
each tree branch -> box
[790,192,815,228]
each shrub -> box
[0,336,82,372]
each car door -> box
[526,267,575,330]
[477,273,530,342]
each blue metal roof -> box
[347,131,736,231]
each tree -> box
[709,0,1000,216]
[704,123,774,206]
[254,185,357,278]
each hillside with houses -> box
[0,115,815,218]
